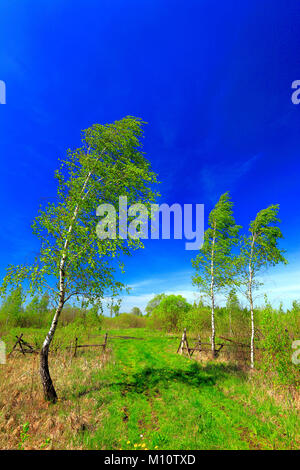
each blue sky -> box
[0,0,300,312]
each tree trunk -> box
[249,293,255,370]
[40,296,64,402]
[40,344,57,402]
[210,225,216,358]
[248,238,255,369]
[211,294,216,358]
[39,168,94,401]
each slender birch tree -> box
[192,193,240,357]
[226,288,240,336]
[1,116,159,402]
[236,205,287,369]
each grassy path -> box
[74,329,299,450]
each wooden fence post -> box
[74,337,78,357]
[9,334,23,357]
[103,332,108,352]
[176,329,191,358]
[177,328,187,355]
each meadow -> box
[0,319,299,450]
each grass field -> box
[0,328,299,450]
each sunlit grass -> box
[0,327,298,449]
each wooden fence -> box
[177,328,263,359]
[8,332,144,358]
[9,332,109,357]
[73,333,108,356]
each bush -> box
[259,302,299,387]
[103,313,146,329]
[178,306,210,337]
[148,295,191,332]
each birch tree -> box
[1,116,158,402]
[192,193,240,357]
[236,205,287,369]
[226,289,240,336]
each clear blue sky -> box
[0,0,300,311]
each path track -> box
[77,329,299,450]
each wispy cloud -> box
[116,256,300,314]
[200,154,261,202]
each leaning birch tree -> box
[236,205,287,369]
[1,116,158,402]
[192,192,240,357]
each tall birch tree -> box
[1,116,158,402]
[192,193,240,357]
[236,205,287,369]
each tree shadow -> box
[120,362,242,395]
[73,362,244,398]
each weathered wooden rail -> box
[177,328,263,359]
[73,332,108,357]
[177,328,224,358]
[9,334,38,356]
[9,332,110,357]
[8,331,144,358]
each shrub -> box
[259,303,299,387]
[149,295,191,332]
[103,313,146,329]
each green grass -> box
[66,328,299,450]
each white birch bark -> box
[210,222,216,358]
[248,236,255,370]
[40,170,93,401]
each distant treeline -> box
[0,288,299,389]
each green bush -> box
[178,306,210,337]
[259,301,299,387]
[103,313,146,329]
[149,295,191,332]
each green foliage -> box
[192,192,241,296]
[290,299,300,315]
[0,287,24,327]
[1,116,159,310]
[149,295,191,332]
[130,306,142,316]
[226,289,240,312]
[18,422,30,450]
[103,313,146,329]
[178,305,211,335]
[259,303,299,387]
[22,293,51,328]
[77,327,299,450]
[107,297,122,317]
[145,293,166,316]
[192,192,240,354]
[237,205,287,297]
[226,289,243,336]
[236,204,288,368]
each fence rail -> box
[177,328,264,359]
[8,332,144,358]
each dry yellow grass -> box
[0,349,110,450]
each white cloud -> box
[116,257,300,314]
